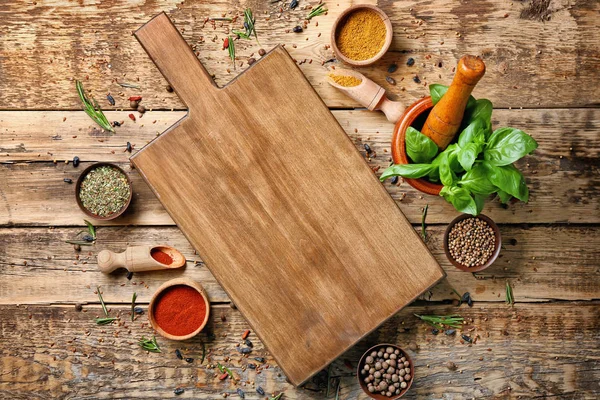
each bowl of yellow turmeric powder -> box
[331,5,393,66]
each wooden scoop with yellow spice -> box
[328,70,405,123]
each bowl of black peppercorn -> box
[357,344,414,399]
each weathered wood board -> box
[1,225,599,305]
[1,109,598,225]
[1,303,598,399]
[129,13,444,385]
[0,0,598,110]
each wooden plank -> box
[0,0,598,110]
[129,14,443,385]
[1,302,598,398]
[1,225,598,305]
[1,109,598,225]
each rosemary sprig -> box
[325,363,332,396]
[116,81,140,89]
[234,8,259,43]
[506,281,514,305]
[76,80,115,133]
[95,317,117,325]
[217,362,234,379]
[84,219,96,240]
[232,30,251,39]
[307,3,327,19]
[270,394,283,400]
[414,314,464,329]
[421,204,428,240]
[97,286,109,317]
[200,340,206,364]
[227,36,236,69]
[131,292,137,322]
[139,336,161,353]
[335,379,340,400]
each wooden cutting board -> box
[132,13,445,386]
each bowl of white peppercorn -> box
[444,213,501,272]
[357,344,414,399]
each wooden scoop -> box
[327,70,405,123]
[421,55,486,150]
[97,245,186,274]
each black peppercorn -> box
[293,25,303,33]
[387,63,398,73]
[413,75,421,83]
[73,156,80,167]
[407,57,415,66]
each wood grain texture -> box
[1,303,598,399]
[1,225,599,305]
[1,108,598,225]
[129,13,444,385]
[0,0,598,110]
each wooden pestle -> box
[421,55,486,150]
[97,245,186,274]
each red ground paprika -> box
[151,248,173,265]
[153,285,207,336]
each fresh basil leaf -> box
[380,163,436,181]
[430,84,476,109]
[484,127,539,166]
[457,142,483,172]
[484,162,529,202]
[445,144,463,173]
[463,99,493,132]
[473,194,486,215]
[440,186,478,215]
[497,190,513,204]
[459,164,497,195]
[405,127,439,163]
[458,120,485,148]
[435,152,455,186]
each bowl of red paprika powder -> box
[148,278,210,341]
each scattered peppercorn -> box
[248,363,256,369]
[236,388,245,398]
[237,347,252,354]
[185,357,194,363]
[461,292,473,307]
[245,339,253,348]
[431,328,439,335]
[462,334,473,343]
[175,349,183,360]
[82,234,94,242]
[126,271,134,280]
[126,142,132,153]
[407,57,415,66]
[106,94,115,106]
[174,388,184,395]
[387,63,398,73]
[386,76,396,85]
[130,100,139,109]
[293,25,303,33]
[247,57,256,66]
[390,176,399,185]
[75,303,83,312]
[413,75,421,83]
[137,105,146,114]
[256,387,265,396]
[113,121,121,127]
[166,84,174,92]
[134,307,144,314]
[258,48,266,56]
[73,156,80,167]
[254,357,265,363]
[290,0,298,9]
[64,178,73,184]
[364,143,372,154]
[444,329,456,336]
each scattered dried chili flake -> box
[128,114,136,121]
[128,96,142,102]
[223,37,229,50]
[242,329,250,340]
[219,372,229,380]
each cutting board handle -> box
[134,12,217,105]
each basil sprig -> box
[381,84,538,215]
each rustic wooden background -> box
[0,0,599,399]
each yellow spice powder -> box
[329,74,362,87]
[336,9,386,61]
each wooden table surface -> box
[0,0,598,399]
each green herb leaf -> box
[76,80,115,133]
[484,127,538,166]
[496,190,513,204]
[484,162,529,202]
[380,163,436,181]
[429,84,476,109]
[458,119,485,148]
[463,99,493,132]
[414,314,464,329]
[438,152,457,186]
[217,363,234,379]
[227,36,236,69]
[97,286,109,317]
[84,219,96,240]
[457,142,483,172]
[473,194,486,215]
[95,317,117,325]
[458,164,497,195]
[405,127,439,163]
[139,336,161,353]
[270,394,284,400]
[505,281,514,305]
[440,186,478,215]
[421,204,428,240]
[131,292,137,322]
[307,4,327,19]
